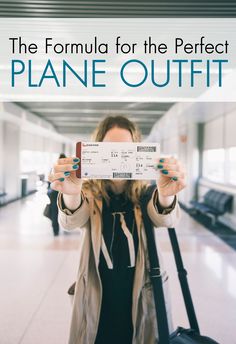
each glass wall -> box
[203,111,236,187]
[20,150,59,178]
[203,146,236,186]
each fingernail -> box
[157,164,163,169]
[72,164,79,169]
[161,169,168,175]
[59,178,65,182]
[171,176,178,181]
[73,158,80,163]
[64,172,70,176]
[159,159,165,163]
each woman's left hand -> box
[156,157,187,198]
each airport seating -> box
[0,190,7,206]
[191,189,233,225]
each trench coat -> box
[58,187,181,344]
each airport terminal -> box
[0,1,236,344]
[1,100,235,343]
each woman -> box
[49,116,186,344]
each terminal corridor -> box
[0,185,235,344]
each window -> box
[20,150,59,177]
[203,149,225,183]
[229,147,236,186]
[203,147,236,186]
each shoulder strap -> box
[140,188,170,343]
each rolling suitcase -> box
[140,193,220,344]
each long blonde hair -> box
[83,116,149,205]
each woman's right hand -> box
[48,157,82,195]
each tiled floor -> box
[0,187,235,344]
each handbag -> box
[43,203,52,219]
[140,189,220,344]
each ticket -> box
[76,142,160,180]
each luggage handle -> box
[140,189,200,344]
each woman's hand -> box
[48,157,82,195]
[156,157,186,207]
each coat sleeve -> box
[57,191,90,230]
[147,188,181,228]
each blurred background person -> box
[47,153,66,236]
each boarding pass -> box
[76,142,160,180]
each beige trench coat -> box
[58,188,181,344]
